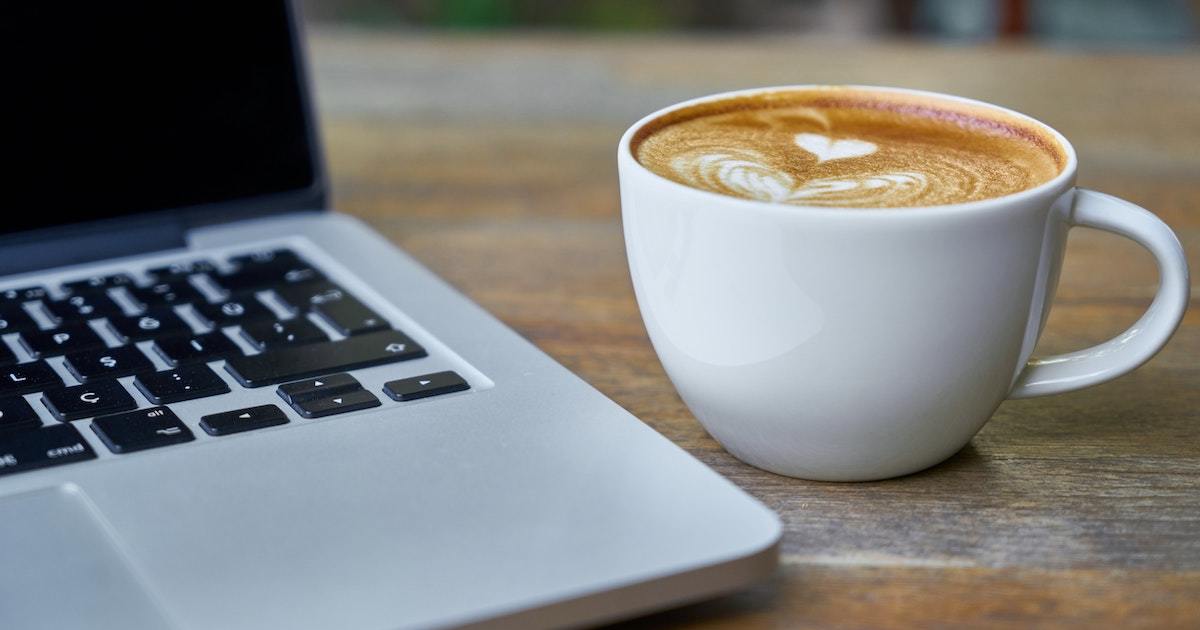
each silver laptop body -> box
[0,3,779,629]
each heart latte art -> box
[632,88,1065,208]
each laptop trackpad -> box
[0,485,174,630]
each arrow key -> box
[291,389,380,419]
[276,373,361,405]
[384,371,469,402]
[200,404,288,436]
[91,406,194,454]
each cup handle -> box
[1009,189,1190,399]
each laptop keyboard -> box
[0,247,473,478]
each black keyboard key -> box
[0,396,42,433]
[63,346,155,383]
[61,273,135,295]
[228,249,301,269]
[0,361,62,396]
[134,364,230,404]
[1,286,49,303]
[313,297,389,336]
[107,309,192,342]
[193,298,276,328]
[42,380,137,422]
[290,389,380,419]
[277,373,361,405]
[225,330,426,388]
[146,259,218,281]
[91,407,194,454]
[239,318,327,350]
[21,324,106,358]
[273,281,347,313]
[128,281,206,309]
[152,332,242,366]
[215,265,324,294]
[0,424,96,477]
[383,371,470,402]
[0,304,39,334]
[45,293,125,323]
[200,404,288,436]
[0,343,14,368]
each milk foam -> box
[633,89,1064,208]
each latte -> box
[632,87,1065,208]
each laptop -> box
[0,3,779,629]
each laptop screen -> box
[2,3,317,236]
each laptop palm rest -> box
[0,485,174,630]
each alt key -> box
[383,371,470,402]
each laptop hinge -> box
[0,218,188,276]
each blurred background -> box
[301,0,1198,45]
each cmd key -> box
[225,330,426,388]
[0,424,96,477]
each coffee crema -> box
[631,88,1066,208]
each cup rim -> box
[618,84,1079,217]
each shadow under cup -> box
[619,86,1186,481]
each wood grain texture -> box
[309,31,1200,627]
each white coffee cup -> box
[619,86,1189,481]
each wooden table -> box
[309,31,1200,628]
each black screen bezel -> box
[0,0,327,257]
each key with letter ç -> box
[91,406,194,454]
[0,424,96,477]
[225,330,426,388]
[42,380,137,422]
